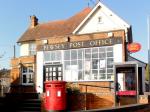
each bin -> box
[44,81,66,112]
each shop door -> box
[44,65,63,81]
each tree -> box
[145,64,150,81]
[0,68,10,77]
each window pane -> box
[107,47,113,52]
[107,58,113,68]
[78,49,83,59]
[55,51,61,60]
[99,48,105,53]
[71,60,77,65]
[92,53,98,58]
[78,60,82,70]
[28,74,33,83]
[84,60,91,80]
[71,50,77,60]
[99,53,106,59]
[29,43,36,55]
[64,61,70,70]
[92,59,98,69]
[92,48,98,53]
[99,74,106,79]
[44,52,50,61]
[51,51,55,60]
[99,69,106,74]
[107,52,113,57]
[107,69,113,73]
[64,50,70,60]
[22,67,27,73]
[85,49,91,59]
[78,71,83,80]
[92,70,98,80]
[23,75,27,83]
[28,66,33,73]
[107,74,112,79]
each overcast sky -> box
[0,0,149,68]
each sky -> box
[0,0,149,69]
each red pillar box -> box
[44,81,66,112]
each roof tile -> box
[18,7,92,43]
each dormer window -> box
[98,16,103,24]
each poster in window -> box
[85,61,91,71]
[99,59,106,68]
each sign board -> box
[37,37,122,51]
[127,42,141,53]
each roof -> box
[73,2,130,34]
[127,55,147,66]
[17,7,92,43]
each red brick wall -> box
[67,81,114,111]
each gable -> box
[73,2,130,35]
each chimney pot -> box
[30,15,38,28]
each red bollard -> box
[44,81,66,112]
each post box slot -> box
[55,85,62,87]
[46,85,51,87]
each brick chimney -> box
[30,15,38,28]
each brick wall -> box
[67,81,114,111]
[10,56,36,93]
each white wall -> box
[20,43,29,56]
[36,51,44,93]
[78,6,127,35]
[114,44,123,63]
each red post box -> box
[44,81,66,111]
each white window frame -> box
[29,43,36,56]
[22,65,34,85]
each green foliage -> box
[66,83,80,94]
[145,64,150,81]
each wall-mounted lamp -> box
[107,32,113,37]
[42,39,48,44]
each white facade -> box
[36,44,123,93]
[34,1,131,93]
[73,2,130,35]
[36,51,44,93]
[20,43,29,56]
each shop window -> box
[44,51,62,62]
[78,49,83,59]
[64,50,70,60]
[22,66,34,85]
[71,50,77,60]
[78,60,83,70]
[44,46,114,81]
[63,46,113,81]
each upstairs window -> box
[29,43,36,56]
[98,16,103,24]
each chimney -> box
[30,15,38,28]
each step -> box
[23,99,41,102]
[17,111,41,112]
[20,102,41,107]
[17,107,41,111]
[5,93,40,99]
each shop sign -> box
[37,37,122,51]
[127,43,141,53]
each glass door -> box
[44,64,63,81]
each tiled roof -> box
[18,7,92,43]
